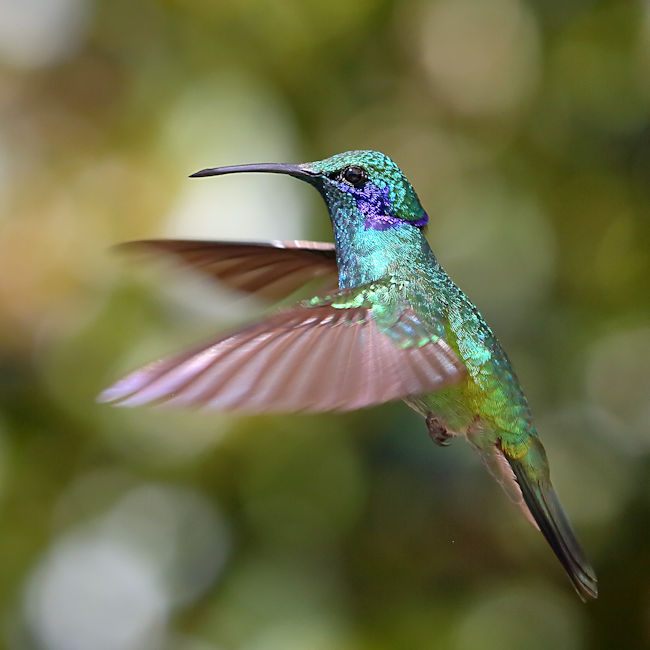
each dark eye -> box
[340,165,367,187]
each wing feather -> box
[117,239,339,301]
[99,299,466,413]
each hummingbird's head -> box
[190,150,428,232]
[306,150,428,231]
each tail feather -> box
[509,457,598,601]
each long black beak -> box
[189,162,318,181]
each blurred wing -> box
[99,285,466,413]
[117,239,338,300]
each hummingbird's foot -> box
[426,414,452,447]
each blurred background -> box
[0,0,649,648]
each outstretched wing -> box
[116,239,339,301]
[99,281,466,413]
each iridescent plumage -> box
[100,150,597,599]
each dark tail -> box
[508,453,598,601]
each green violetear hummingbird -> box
[100,150,597,599]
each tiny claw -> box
[426,414,452,447]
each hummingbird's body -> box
[313,151,537,472]
[100,150,597,599]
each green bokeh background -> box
[0,1,649,649]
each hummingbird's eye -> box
[340,165,367,187]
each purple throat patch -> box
[339,182,428,230]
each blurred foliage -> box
[0,0,649,649]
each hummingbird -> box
[99,150,597,600]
